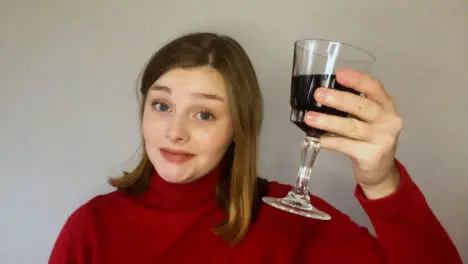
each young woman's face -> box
[142,66,233,183]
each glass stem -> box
[292,136,321,197]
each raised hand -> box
[304,69,403,199]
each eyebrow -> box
[150,85,225,102]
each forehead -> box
[154,66,227,96]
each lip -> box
[159,148,195,164]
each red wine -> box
[290,74,359,137]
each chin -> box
[151,155,197,184]
[155,165,189,183]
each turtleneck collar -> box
[132,162,224,211]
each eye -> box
[197,111,215,121]
[152,101,170,112]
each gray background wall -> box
[1,0,467,263]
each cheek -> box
[142,112,165,144]
[194,126,232,154]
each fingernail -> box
[305,112,320,122]
[338,69,359,85]
[315,88,326,100]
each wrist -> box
[360,165,401,200]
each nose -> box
[165,115,189,144]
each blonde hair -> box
[109,32,264,244]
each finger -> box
[319,135,375,164]
[336,69,391,106]
[305,111,371,141]
[314,87,383,123]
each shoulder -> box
[52,191,123,243]
[257,179,374,241]
[60,190,123,229]
[260,179,345,218]
[49,191,122,262]
[251,179,368,247]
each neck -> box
[131,163,224,211]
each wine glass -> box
[262,39,376,220]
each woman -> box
[49,32,462,263]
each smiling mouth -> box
[159,148,195,164]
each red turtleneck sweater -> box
[49,160,462,263]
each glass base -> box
[262,191,331,220]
